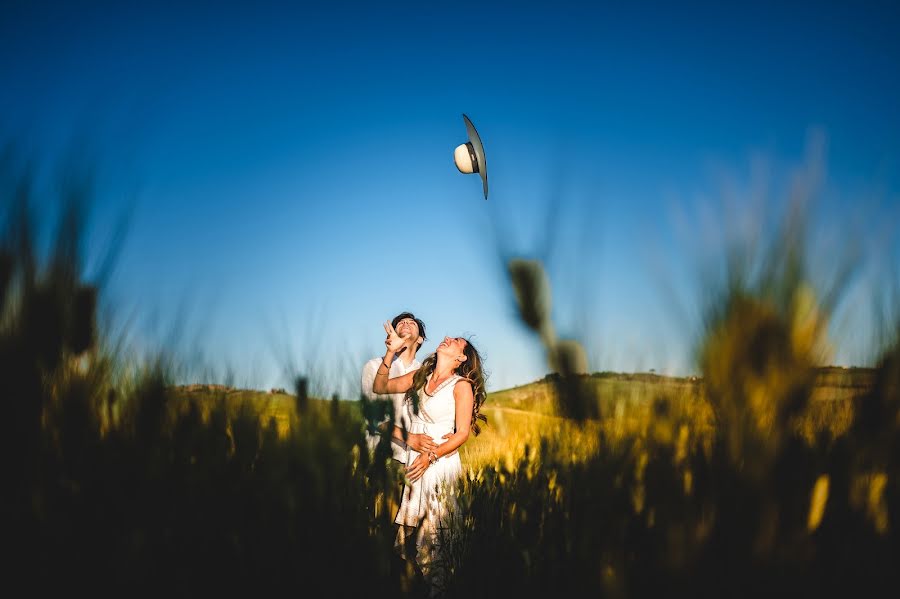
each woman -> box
[373,321,487,595]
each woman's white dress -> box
[395,374,463,591]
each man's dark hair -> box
[392,312,427,351]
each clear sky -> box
[3,0,899,394]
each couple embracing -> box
[360,312,487,596]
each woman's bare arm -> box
[434,380,474,458]
[373,321,418,394]
[373,365,416,394]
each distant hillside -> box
[486,366,874,415]
[165,366,873,468]
[171,366,876,411]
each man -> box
[361,311,426,461]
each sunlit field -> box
[171,366,862,471]
[7,2,900,597]
[4,164,899,598]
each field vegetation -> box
[3,155,899,598]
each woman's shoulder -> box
[452,377,473,396]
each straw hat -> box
[453,114,488,199]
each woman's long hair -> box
[406,338,488,435]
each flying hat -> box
[453,114,488,200]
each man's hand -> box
[406,452,431,482]
[406,433,437,454]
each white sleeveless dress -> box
[395,373,463,591]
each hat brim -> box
[463,114,488,200]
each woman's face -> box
[436,336,468,362]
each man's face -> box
[395,317,420,340]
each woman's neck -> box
[432,355,456,381]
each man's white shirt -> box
[360,356,421,461]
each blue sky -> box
[3,0,899,392]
